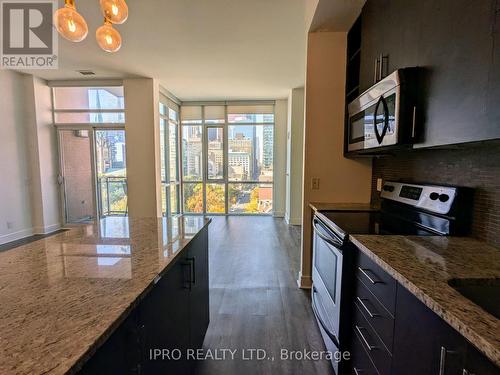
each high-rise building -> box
[228,152,251,180]
[229,132,253,178]
[262,125,273,170]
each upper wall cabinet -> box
[487,1,500,138]
[359,0,421,93]
[354,0,500,148]
[416,0,495,148]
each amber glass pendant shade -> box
[96,19,122,53]
[53,0,88,42]
[99,0,128,24]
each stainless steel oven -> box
[311,214,349,374]
[347,68,419,153]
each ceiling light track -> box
[53,0,128,53]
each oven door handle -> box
[313,219,344,248]
[312,287,340,347]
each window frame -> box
[51,82,127,224]
[180,103,275,216]
[160,95,181,216]
[51,85,125,126]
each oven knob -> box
[439,194,450,202]
[430,192,439,200]
[383,185,395,192]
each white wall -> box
[0,71,61,244]
[285,87,305,225]
[0,71,34,243]
[124,78,162,218]
[25,76,61,234]
[273,99,288,217]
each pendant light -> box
[53,0,88,42]
[99,0,129,24]
[96,18,122,53]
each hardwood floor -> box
[0,229,68,253]
[194,216,334,375]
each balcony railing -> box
[97,176,128,217]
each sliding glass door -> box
[53,85,127,223]
[58,129,96,223]
[95,129,127,216]
[180,103,274,215]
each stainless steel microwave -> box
[347,68,419,153]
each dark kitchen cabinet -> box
[352,0,500,148]
[79,310,142,374]
[392,285,467,374]
[139,250,192,375]
[464,344,500,375]
[78,226,210,375]
[359,0,384,92]
[358,0,421,93]
[486,1,500,143]
[416,0,496,147]
[187,228,210,350]
[348,248,499,375]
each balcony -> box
[97,176,128,217]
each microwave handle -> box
[374,96,389,144]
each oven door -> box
[311,217,344,349]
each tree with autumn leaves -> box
[185,184,260,213]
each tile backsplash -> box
[371,142,500,247]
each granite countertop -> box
[350,234,500,367]
[0,215,210,375]
[309,202,380,212]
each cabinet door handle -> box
[439,346,447,375]
[186,257,196,285]
[374,57,380,83]
[355,325,377,351]
[379,53,384,81]
[358,267,383,284]
[356,297,379,318]
[439,346,458,375]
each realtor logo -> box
[1,0,58,69]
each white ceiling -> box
[310,0,365,32]
[27,0,309,101]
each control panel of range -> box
[380,181,457,215]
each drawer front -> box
[353,303,392,375]
[354,280,395,353]
[351,332,380,375]
[355,249,397,315]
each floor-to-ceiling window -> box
[181,103,274,215]
[52,85,127,223]
[159,94,181,216]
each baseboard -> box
[297,272,312,289]
[0,228,34,245]
[273,211,285,218]
[287,217,302,226]
[33,223,61,235]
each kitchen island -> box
[0,216,211,375]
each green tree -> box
[245,186,259,213]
